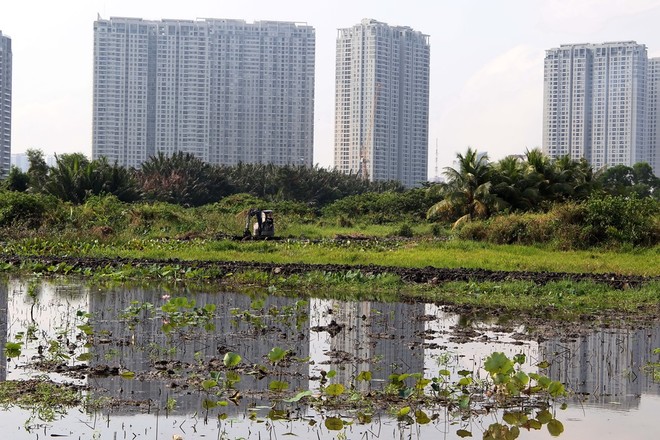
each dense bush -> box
[322,189,436,223]
[583,195,659,246]
[128,202,203,237]
[75,194,129,231]
[455,196,659,248]
[0,191,58,228]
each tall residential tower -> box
[0,31,11,178]
[543,41,659,174]
[648,58,660,174]
[334,19,430,187]
[93,18,315,168]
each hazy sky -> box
[4,0,660,177]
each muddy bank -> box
[0,254,657,289]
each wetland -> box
[0,275,659,439]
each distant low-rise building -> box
[10,152,56,172]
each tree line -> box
[1,150,403,208]
[426,147,659,225]
[1,147,658,221]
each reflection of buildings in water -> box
[2,280,89,382]
[326,301,425,390]
[540,327,660,409]
[88,287,310,414]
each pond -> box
[0,278,658,439]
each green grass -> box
[2,235,658,276]
[1,251,658,316]
[102,238,659,276]
[407,280,660,317]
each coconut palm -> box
[491,156,541,211]
[427,147,504,226]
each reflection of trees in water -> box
[0,282,6,381]
[541,326,660,409]
[88,287,310,414]
[328,301,426,390]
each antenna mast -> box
[434,139,438,181]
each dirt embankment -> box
[1,254,657,289]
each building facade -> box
[543,41,659,174]
[648,58,660,174]
[0,31,11,178]
[334,19,430,187]
[93,18,315,169]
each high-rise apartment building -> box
[543,41,659,174]
[648,58,660,174]
[0,31,11,178]
[334,19,430,187]
[93,18,315,169]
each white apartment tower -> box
[0,31,11,178]
[93,18,315,169]
[648,58,660,174]
[334,19,430,187]
[543,42,654,172]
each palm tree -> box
[39,154,138,204]
[42,153,88,204]
[137,152,232,206]
[427,147,503,226]
[491,156,541,211]
[525,149,596,204]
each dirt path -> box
[1,254,657,289]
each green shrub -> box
[584,195,659,246]
[322,189,431,223]
[128,202,200,236]
[551,223,589,250]
[337,215,353,228]
[456,221,488,241]
[76,194,129,230]
[0,191,55,228]
[521,213,555,243]
[211,193,268,214]
[549,202,586,226]
[431,223,449,238]
[483,215,528,244]
[396,223,414,238]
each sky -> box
[4,0,660,178]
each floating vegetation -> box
[0,277,658,439]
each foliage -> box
[427,147,502,225]
[75,194,129,232]
[323,188,435,223]
[127,202,203,237]
[426,148,649,229]
[456,196,659,248]
[0,190,58,228]
[38,154,140,204]
[136,152,232,207]
[596,163,660,199]
[2,166,30,192]
[221,162,403,207]
[584,195,660,246]
[0,380,83,423]
[26,148,49,192]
